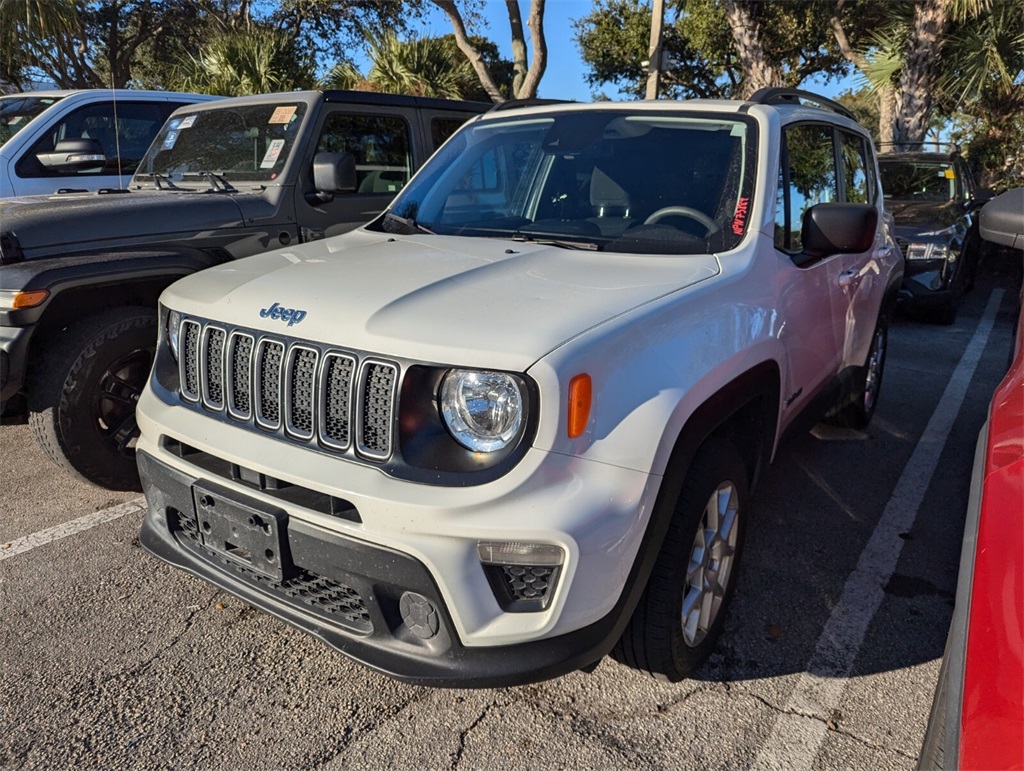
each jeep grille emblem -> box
[259,302,307,326]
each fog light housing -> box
[478,541,564,612]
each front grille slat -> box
[176,319,398,464]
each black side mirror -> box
[972,187,996,206]
[36,138,107,173]
[799,203,878,263]
[310,151,357,203]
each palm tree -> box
[322,31,479,100]
[174,28,316,96]
[0,0,77,90]
[834,0,1023,150]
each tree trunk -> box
[430,0,505,102]
[516,0,546,99]
[721,0,784,97]
[894,0,952,149]
[505,1,528,97]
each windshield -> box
[372,110,757,255]
[0,95,65,148]
[133,102,308,190]
[879,160,958,202]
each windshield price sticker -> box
[268,106,297,124]
[260,139,286,169]
[178,115,197,129]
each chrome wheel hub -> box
[682,481,739,647]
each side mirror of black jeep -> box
[36,138,107,173]
[311,152,357,202]
[800,203,878,261]
[971,187,996,207]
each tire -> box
[28,308,157,491]
[823,317,888,429]
[612,438,748,682]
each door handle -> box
[877,245,893,258]
[838,269,858,288]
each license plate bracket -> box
[191,482,290,581]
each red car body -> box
[919,188,1024,770]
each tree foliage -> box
[3,0,424,89]
[575,0,859,100]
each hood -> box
[0,190,245,259]
[163,233,721,371]
[886,199,961,236]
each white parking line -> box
[0,497,146,561]
[752,290,1004,771]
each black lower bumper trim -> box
[136,449,625,687]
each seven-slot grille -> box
[179,318,398,461]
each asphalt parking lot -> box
[1,258,1019,770]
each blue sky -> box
[404,1,858,102]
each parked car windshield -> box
[132,102,308,190]
[0,95,65,148]
[879,159,957,202]
[375,110,758,255]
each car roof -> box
[0,88,216,100]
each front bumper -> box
[134,373,661,685]
[0,323,33,409]
[138,449,642,687]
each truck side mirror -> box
[800,203,878,261]
[979,188,1023,251]
[311,152,357,203]
[36,138,107,173]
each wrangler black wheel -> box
[29,308,156,491]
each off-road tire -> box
[28,308,156,491]
[823,316,888,429]
[612,438,748,682]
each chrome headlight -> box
[440,369,523,452]
[167,309,182,361]
[905,243,951,261]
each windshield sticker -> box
[162,130,179,150]
[269,106,297,124]
[944,169,956,179]
[260,139,286,168]
[178,115,196,129]
[732,197,750,235]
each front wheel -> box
[612,439,749,681]
[29,308,156,491]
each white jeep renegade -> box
[135,89,903,687]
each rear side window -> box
[840,132,873,205]
[316,113,412,195]
[430,117,468,150]
[15,100,182,178]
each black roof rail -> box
[487,98,574,113]
[747,87,856,122]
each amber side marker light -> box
[567,373,592,439]
[2,289,49,310]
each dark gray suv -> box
[878,144,994,323]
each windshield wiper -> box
[134,172,181,190]
[383,212,434,235]
[182,170,237,193]
[511,233,600,251]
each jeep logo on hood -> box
[259,302,307,326]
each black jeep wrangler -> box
[878,143,994,324]
[0,89,486,489]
